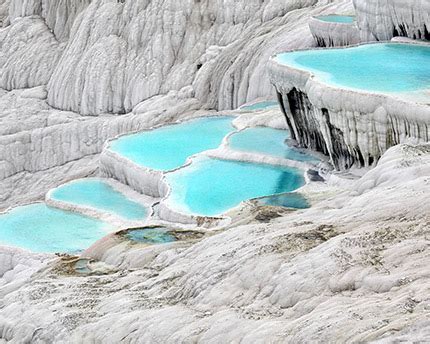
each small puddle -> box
[119,226,205,245]
[124,227,176,244]
[255,192,310,209]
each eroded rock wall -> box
[0,17,62,90]
[353,0,430,41]
[8,0,92,40]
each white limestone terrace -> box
[100,109,321,226]
[45,177,157,229]
[353,0,430,42]
[309,14,360,47]
[269,41,430,170]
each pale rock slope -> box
[0,143,429,342]
[1,0,355,115]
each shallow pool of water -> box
[0,204,112,253]
[109,116,234,171]
[166,157,305,216]
[275,43,430,95]
[125,228,176,244]
[229,127,319,162]
[240,101,278,111]
[51,179,147,221]
[256,192,310,209]
[315,15,355,23]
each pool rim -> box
[270,41,430,100]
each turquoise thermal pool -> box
[256,192,310,209]
[165,157,305,216]
[240,101,278,111]
[275,43,430,95]
[124,227,176,244]
[0,204,112,253]
[229,127,319,162]
[109,116,234,171]
[50,179,147,220]
[315,15,355,23]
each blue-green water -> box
[0,204,112,253]
[240,101,278,111]
[229,127,319,162]
[256,192,310,209]
[125,228,176,244]
[315,15,355,23]
[109,116,234,171]
[51,179,147,220]
[275,43,430,94]
[166,157,305,216]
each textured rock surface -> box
[0,17,62,90]
[0,0,355,116]
[8,0,92,41]
[1,143,430,342]
[46,0,324,115]
[353,0,430,41]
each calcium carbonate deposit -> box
[0,0,429,342]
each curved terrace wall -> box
[353,0,430,41]
[309,16,360,47]
[268,44,430,170]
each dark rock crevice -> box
[276,88,361,170]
